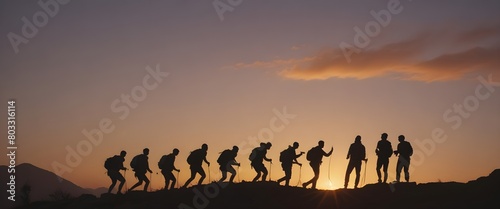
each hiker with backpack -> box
[105,150,127,194]
[158,148,181,190]
[394,135,413,182]
[218,146,241,183]
[375,133,393,183]
[344,135,366,189]
[182,144,210,187]
[128,148,153,192]
[302,140,333,189]
[249,142,273,182]
[277,142,304,186]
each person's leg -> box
[354,162,361,188]
[311,163,320,189]
[166,172,176,190]
[162,170,169,189]
[344,162,354,188]
[197,167,206,185]
[284,167,291,186]
[220,169,228,182]
[261,166,268,181]
[382,159,389,183]
[277,164,287,184]
[108,177,117,193]
[376,158,383,183]
[183,168,197,188]
[228,166,236,183]
[117,172,126,194]
[303,162,314,188]
[143,174,150,192]
[129,172,143,191]
[404,159,410,182]
[252,163,261,182]
[396,159,403,182]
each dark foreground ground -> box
[12,169,500,209]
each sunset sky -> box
[1,0,499,190]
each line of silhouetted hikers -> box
[104,133,413,194]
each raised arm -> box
[325,147,333,157]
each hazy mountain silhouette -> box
[0,163,104,209]
[7,168,499,209]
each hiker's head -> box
[120,150,127,157]
[173,148,179,156]
[318,140,325,148]
[143,148,150,155]
[293,142,299,149]
[260,142,266,148]
[398,135,405,142]
[232,146,239,153]
[381,133,388,140]
[266,142,272,149]
[202,143,208,151]
[355,135,361,143]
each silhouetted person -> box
[158,148,180,190]
[376,133,393,183]
[277,142,304,186]
[183,144,210,187]
[218,146,241,183]
[394,135,413,182]
[344,136,366,189]
[303,140,333,189]
[105,150,127,194]
[129,148,153,192]
[250,142,272,182]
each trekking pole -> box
[208,164,211,183]
[237,165,241,183]
[149,172,153,192]
[124,169,128,191]
[176,170,180,189]
[328,155,333,189]
[297,164,302,186]
[269,161,272,181]
[362,159,368,187]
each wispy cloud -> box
[231,25,500,82]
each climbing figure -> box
[344,136,366,189]
[105,150,127,194]
[394,135,413,182]
[277,142,304,186]
[303,140,333,189]
[158,148,181,190]
[375,133,393,183]
[217,146,241,183]
[128,148,153,192]
[182,144,210,187]
[249,142,272,182]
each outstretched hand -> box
[176,169,181,172]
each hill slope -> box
[0,163,102,209]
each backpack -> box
[130,155,141,170]
[217,150,232,165]
[187,149,202,165]
[279,147,292,162]
[306,147,322,162]
[158,155,168,169]
[249,147,259,161]
[104,156,119,170]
